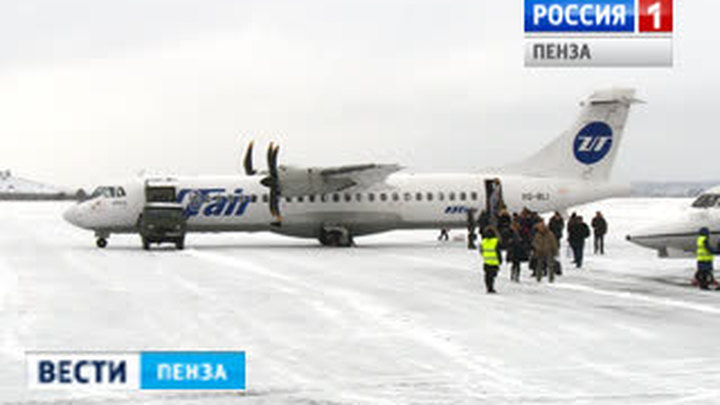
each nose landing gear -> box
[95,232,109,249]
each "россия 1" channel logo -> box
[524,0,673,67]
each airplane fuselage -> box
[627,189,720,257]
[64,172,628,241]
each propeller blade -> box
[262,142,282,219]
[269,143,279,179]
[266,142,275,174]
[269,188,281,219]
[243,141,256,175]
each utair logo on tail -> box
[573,121,613,165]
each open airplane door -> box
[484,178,505,218]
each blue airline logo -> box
[573,121,613,165]
[445,206,470,214]
[525,0,635,32]
[177,188,252,219]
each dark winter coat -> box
[478,211,490,236]
[568,221,590,246]
[506,229,530,263]
[591,216,608,236]
[549,216,564,241]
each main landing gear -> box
[319,226,355,247]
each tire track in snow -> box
[550,283,720,315]
[184,249,546,401]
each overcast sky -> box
[0,0,716,188]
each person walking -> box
[506,222,527,282]
[696,227,718,290]
[532,222,559,282]
[438,228,449,242]
[480,228,502,294]
[467,208,478,250]
[478,210,490,238]
[568,215,590,268]
[549,211,564,247]
[591,211,608,255]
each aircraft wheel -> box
[96,238,108,249]
[318,230,331,246]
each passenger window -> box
[297,196,304,203]
[449,192,456,201]
[356,193,363,202]
[380,193,387,202]
[309,195,316,203]
[321,194,327,202]
[286,196,292,203]
[333,193,340,202]
[416,192,422,201]
[262,194,268,203]
[471,191,478,201]
[426,192,433,201]
[368,193,375,202]
[251,194,258,203]
[438,192,444,201]
[344,193,352,202]
[459,192,467,201]
[392,193,399,202]
[404,192,411,202]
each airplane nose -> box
[63,204,84,228]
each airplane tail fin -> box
[504,88,641,181]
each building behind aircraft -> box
[0,170,80,201]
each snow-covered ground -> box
[0,198,718,404]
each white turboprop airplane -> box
[627,187,720,258]
[63,88,640,248]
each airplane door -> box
[484,178,505,219]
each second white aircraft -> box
[627,186,720,257]
[64,88,641,248]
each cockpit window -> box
[88,186,127,200]
[692,194,720,208]
[89,187,105,199]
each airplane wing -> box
[249,142,402,218]
[320,163,403,189]
[277,163,403,196]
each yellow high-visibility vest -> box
[482,237,500,266]
[697,236,713,263]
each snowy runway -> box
[0,198,718,404]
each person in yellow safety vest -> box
[481,227,503,294]
[696,227,718,290]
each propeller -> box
[243,141,257,175]
[260,142,282,219]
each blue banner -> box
[140,351,246,390]
[525,0,635,32]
